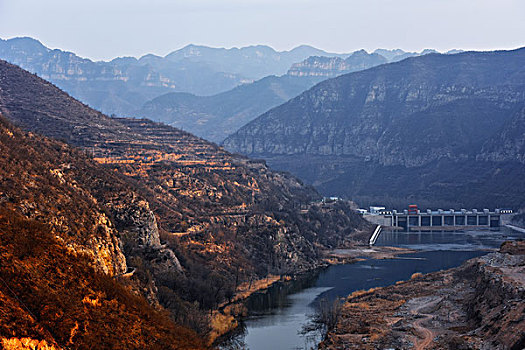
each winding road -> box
[410,297,442,349]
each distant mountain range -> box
[0,37,346,116]
[223,48,525,209]
[137,75,325,142]
[0,37,460,143]
[138,48,454,142]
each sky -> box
[0,0,524,61]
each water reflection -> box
[376,228,520,251]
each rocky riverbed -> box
[320,240,525,350]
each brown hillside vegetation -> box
[0,116,205,348]
[0,207,204,350]
[0,59,368,338]
[0,116,128,276]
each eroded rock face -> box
[82,215,127,276]
[107,194,183,273]
[287,50,387,78]
[109,195,162,247]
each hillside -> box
[320,241,525,349]
[139,48,463,143]
[0,116,204,349]
[0,59,367,340]
[223,48,525,209]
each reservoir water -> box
[220,227,525,350]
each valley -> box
[0,58,368,346]
[0,7,524,348]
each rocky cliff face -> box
[287,50,387,78]
[224,48,525,208]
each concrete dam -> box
[362,206,513,231]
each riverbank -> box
[323,245,416,262]
[210,243,413,345]
[209,275,285,344]
[319,240,525,349]
[209,227,380,344]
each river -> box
[220,227,524,350]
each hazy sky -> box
[0,0,524,61]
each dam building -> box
[362,206,512,230]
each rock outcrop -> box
[287,50,387,78]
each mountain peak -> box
[2,36,49,54]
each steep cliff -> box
[224,48,525,208]
[287,50,387,78]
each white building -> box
[369,206,386,215]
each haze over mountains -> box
[139,48,436,142]
[0,37,344,116]
[224,48,525,209]
[1,36,454,142]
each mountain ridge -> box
[223,47,525,209]
[139,48,465,142]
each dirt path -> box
[410,297,442,350]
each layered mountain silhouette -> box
[137,49,445,142]
[137,75,324,142]
[1,37,449,143]
[0,37,345,116]
[223,48,525,209]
